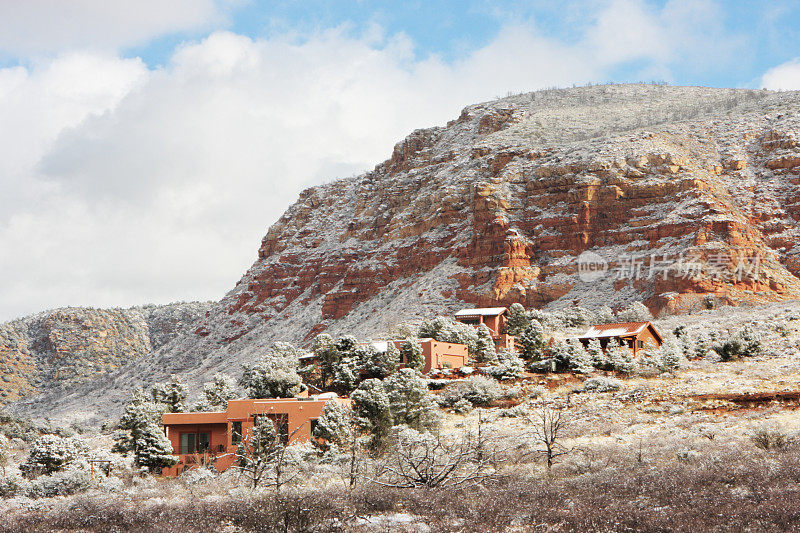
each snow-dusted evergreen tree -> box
[739,326,763,357]
[714,325,763,361]
[549,340,571,371]
[566,338,594,373]
[351,379,393,448]
[240,353,304,399]
[331,355,361,394]
[484,349,525,380]
[636,341,662,372]
[235,416,281,489]
[200,373,238,410]
[399,339,424,371]
[268,341,305,362]
[312,400,355,448]
[606,343,636,373]
[596,305,615,324]
[113,390,177,473]
[384,368,440,432]
[474,324,499,365]
[505,303,530,335]
[150,375,188,413]
[0,435,9,477]
[518,320,545,361]
[311,333,340,389]
[586,338,607,369]
[20,434,88,477]
[561,307,596,329]
[358,343,399,379]
[658,339,683,370]
[692,327,711,359]
[617,301,653,322]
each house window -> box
[180,432,210,454]
[268,414,290,444]
[310,418,319,437]
[231,421,242,444]
[637,340,643,349]
[198,432,211,452]
[180,433,196,454]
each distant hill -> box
[0,303,212,405]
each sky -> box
[2,0,800,321]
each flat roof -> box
[454,307,508,317]
[162,411,228,425]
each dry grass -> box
[4,444,800,532]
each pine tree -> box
[518,320,545,362]
[692,328,711,359]
[312,401,355,448]
[384,368,440,431]
[637,341,661,372]
[505,303,530,335]
[351,379,393,448]
[150,375,188,413]
[596,305,615,324]
[240,354,304,398]
[484,349,525,380]
[586,338,607,369]
[20,434,89,477]
[658,339,683,370]
[474,324,499,364]
[400,339,424,371]
[202,373,238,410]
[617,301,653,322]
[607,343,636,373]
[418,317,480,354]
[566,338,594,373]
[331,356,361,394]
[549,340,571,371]
[113,390,177,473]
[235,416,282,489]
[358,343,399,379]
[312,333,340,389]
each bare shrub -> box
[525,407,574,470]
[751,423,793,451]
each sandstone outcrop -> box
[11,84,800,423]
[221,85,800,342]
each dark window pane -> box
[232,421,242,444]
[199,432,211,452]
[180,433,196,454]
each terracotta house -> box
[161,395,350,477]
[370,338,469,373]
[577,321,663,359]
[454,307,515,350]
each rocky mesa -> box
[222,84,800,335]
[9,83,800,422]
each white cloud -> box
[0,0,225,57]
[761,59,800,90]
[0,4,744,320]
[587,0,670,66]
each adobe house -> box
[577,321,663,359]
[454,307,515,350]
[369,338,469,373]
[161,395,350,477]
